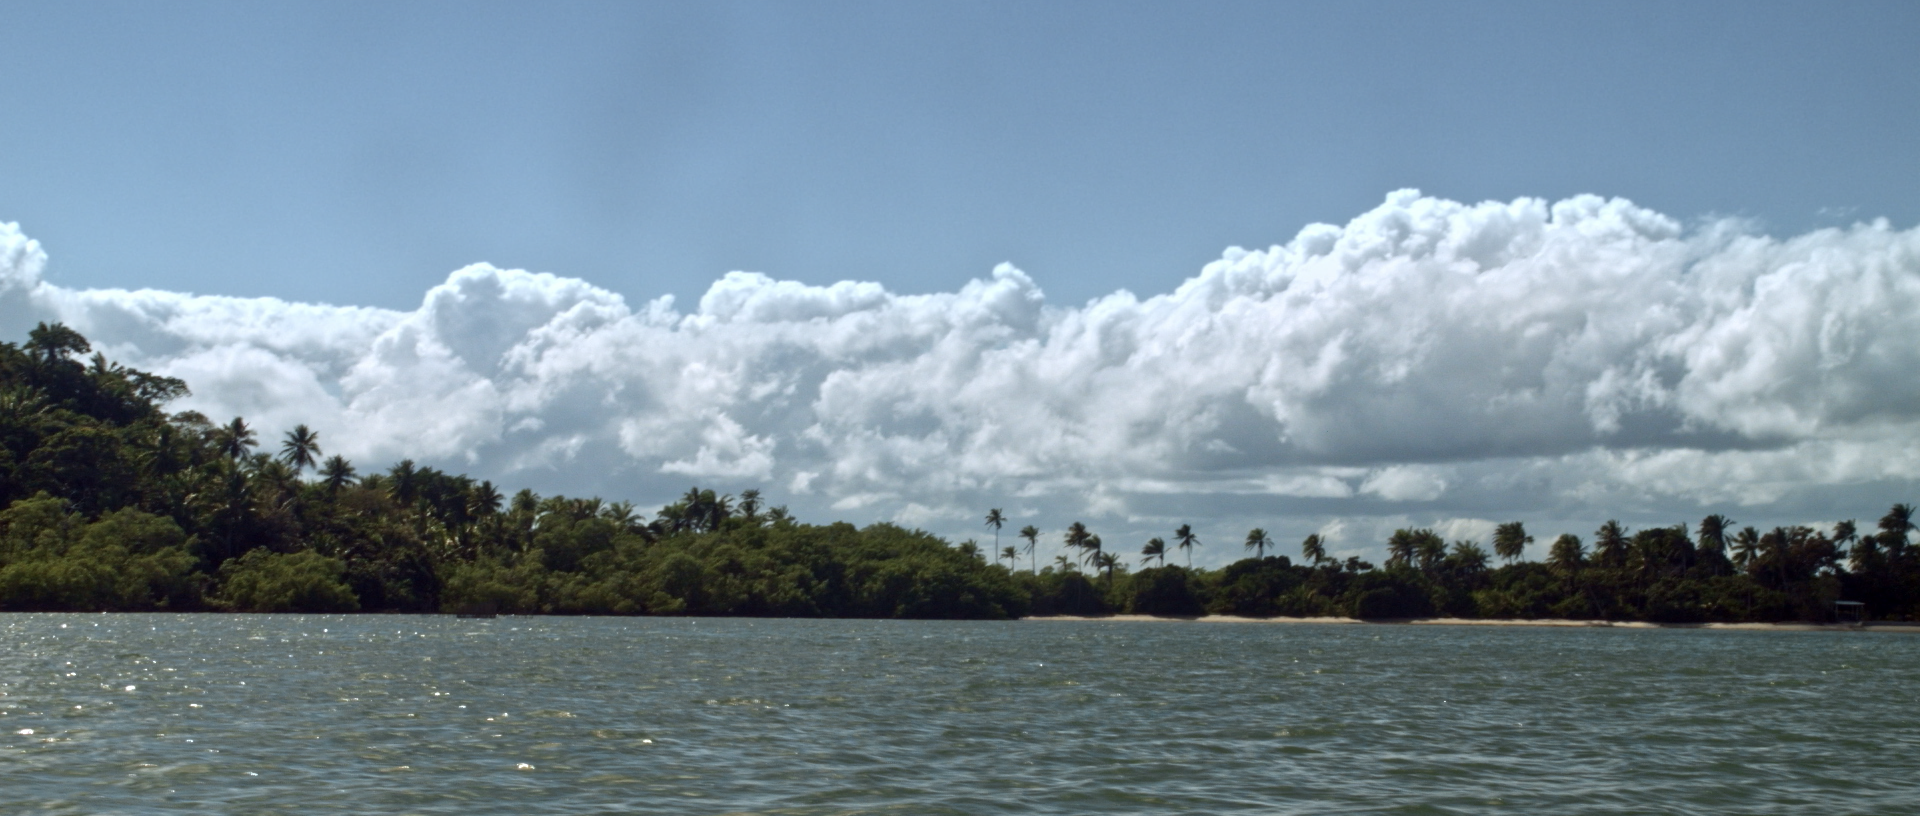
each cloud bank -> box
[4,191,1917,561]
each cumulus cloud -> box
[3,190,1917,563]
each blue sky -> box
[3,1,1918,564]
[6,0,1916,309]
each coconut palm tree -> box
[1760,527,1796,587]
[1831,519,1858,549]
[985,508,1006,555]
[278,424,321,472]
[1697,514,1734,556]
[319,455,356,494]
[738,489,762,520]
[1880,503,1915,557]
[1413,531,1447,573]
[1492,522,1531,564]
[389,460,419,506]
[1141,537,1167,568]
[1175,524,1199,568]
[1065,522,1090,562]
[1001,545,1018,566]
[602,500,640,530]
[218,417,257,461]
[1094,550,1120,583]
[1244,528,1272,559]
[1731,526,1761,570]
[1594,520,1629,568]
[470,480,502,517]
[1301,533,1327,567]
[1386,529,1417,568]
[1083,534,1104,569]
[1449,541,1491,575]
[1019,525,1040,574]
[25,322,90,366]
[1549,533,1584,573]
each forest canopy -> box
[0,324,1914,621]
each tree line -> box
[987,507,1918,622]
[0,323,1913,621]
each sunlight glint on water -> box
[2,614,1915,815]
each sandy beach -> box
[1022,614,1920,632]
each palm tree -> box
[319,455,356,494]
[703,491,734,531]
[1880,503,1915,557]
[218,417,257,461]
[602,500,639,529]
[278,424,321,472]
[1001,545,1018,566]
[1094,550,1120,584]
[1759,527,1794,587]
[254,457,300,510]
[1244,528,1272,559]
[25,322,90,366]
[1083,534,1104,569]
[1065,522,1091,562]
[1697,514,1734,556]
[1849,526,1882,574]
[738,489,762,520]
[1831,519,1858,548]
[1492,522,1531,564]
[389,459,419,506]
[1731,526,1761,570]
[470,480,502,521]
[985,508,1006,556]
[1386,529,1417,567]
[1141,537,1167,568]
[1449,541,1491,575]
[1019,525,1040,574]
[1413,531,1447,573]
[1175,523,1199,568]
[1301,533,1327,566]
[1548,533,1585,573]
[1594,520,1629,568]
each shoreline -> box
[1021,614,1920,633]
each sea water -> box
[2,614,1915,815]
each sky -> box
[3,0,1918,567]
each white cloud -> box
[4,190,1918,562]
[1359,466,1449,502]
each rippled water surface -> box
[3,614,1917,815]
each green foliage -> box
[1208,556,1303,616]
[1342,569,1435,619]
[1125,566,1205,616]
[217,550,360,613]
[1023,569,1108,616]
[0,496,203,610]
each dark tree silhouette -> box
[1301,533,1327,566]
[1244,528,1271,559]
[279,424,321,472]
[1175,523,1199,568]
[1141,537,1167,567]
[1493,522,1531,563]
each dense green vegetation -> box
[1048,508,1920,623]
[1,323,1915,622]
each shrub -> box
[217,550,360,613]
